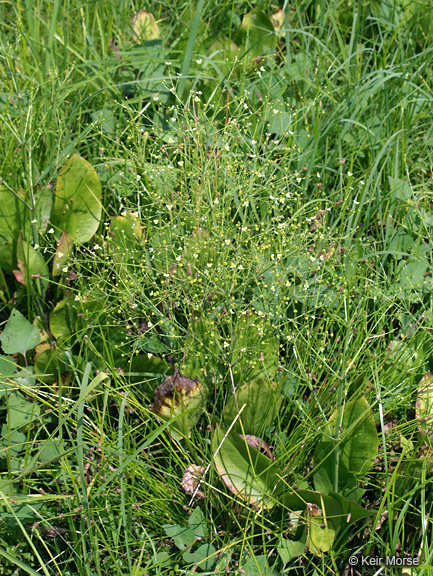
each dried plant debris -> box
[242,435,275,460]
[180,465,206,499]
[151,366,207,438]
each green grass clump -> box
[1,0,433,574]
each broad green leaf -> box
[52,231,74,276]
[278,490,343,526]
[0,426,26,459]
[36,438,63,462]
[277,537,306,563]
[396,259,429,291]
[90,108,116,134]
[183,544,217,572]
[132,10,160,42]
[163,523,196,550]
[306,504,337,555]
[206,36,240,76]
[240,554,269,576]
[49,298,76,344]
[110,213,143,246]
[34,348,68,384]
[181,316,223,381]
[109,212,143,275]
[125,354,174,391]
[416,373,433,427]
[323,397,378,477]
[313,441,358,498]
[0,309,41,356]
[0,241,16,272]
[15,236,49,289]
[188,506,206,539]
[182,228,218,270]
[51,154,102,244]
[152,367,207,438]
[0,356,16,400]
[0,186,29,243]
[34,185,53,234]
[135,336,170,355]
[223,378,281,435]
[277,487,374,530]
[389,176,412,201]
[212,426,281,509]
[328,491,374,523]
[231,312,279,381]
[6,391,40,430]
[234,8,276,60]
[0,356,16,379]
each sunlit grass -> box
[1,0,433,574]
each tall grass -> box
[1,0,433,574]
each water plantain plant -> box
[148,310,379,559]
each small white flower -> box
[75,295,81,301]
[196,58,202,64]
[62,266,68,272]
[57,251,64,258]
[31,218,37,224]
[223,341,229,349]
[34,243,40,249]
[48,228,54,234]
[214,198,219,205]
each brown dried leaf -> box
[241,435,275,461]
[180,465,205,498]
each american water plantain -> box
[151,366,207,439]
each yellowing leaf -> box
[132,10,160,42]
[51,154,102,245]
